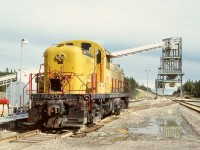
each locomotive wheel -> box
[114,104,121,116]
[87,111,95,123]
[114,109,120,116]
[125,99,129,109]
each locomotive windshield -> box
[81,43,91,50]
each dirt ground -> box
[22,99,200,150]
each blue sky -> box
[0,0,199,93]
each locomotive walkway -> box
[0,113,28,124]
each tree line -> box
[173,80,200,98]
[124,77,153,98]
[124,77,138,96]
[0,68,16,76]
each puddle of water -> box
[128,109,185,140]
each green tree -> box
[174,80,200,98]
[183,80,195,93]
[5,68,9,73]
[194,80,200,97]
[124,76,138,98]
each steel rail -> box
[0,129,73,150]
[179,102,200,113]
[173,99,200,113]
[0,129,40,143]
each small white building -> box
[6,81,28,107]
[6,68,39,107]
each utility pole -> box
[20,38,29,110]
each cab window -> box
[106,56,110,69]
[97,50,101,64]
[81,43,91,50]
[66,43,73,46]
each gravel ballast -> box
[10,100,200,150]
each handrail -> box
[61,72,88,94]
[62,79,72,94]
[44,70,88,94]
[73,73,87,87]
[23,73,38,110]
[26,89,44,95]
[123,81,131,94]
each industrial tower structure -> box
[155,37,184,97]
[110,37,183,98]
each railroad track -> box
[0,101,174,149]
[0,129,73,150]
[173,99,200,113]
[0,117,119,149]
[71,116,120,138]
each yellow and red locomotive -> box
[28,40,130,128]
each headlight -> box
[61,54,65,60]
[55,54,60,60]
